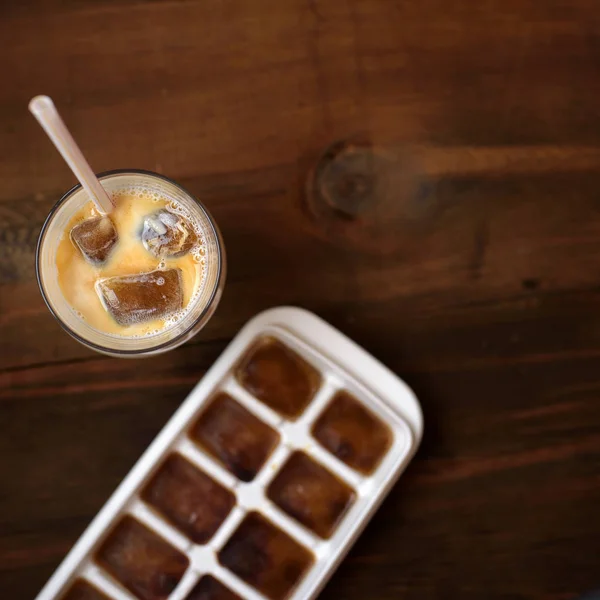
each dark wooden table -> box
[2,0,600,598]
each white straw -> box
[29,95,113,215]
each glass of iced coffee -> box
[36,170,225,357]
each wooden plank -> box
[2,0,600,598]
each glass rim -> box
[36,168,224,356]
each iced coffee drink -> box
[37,170,225,356]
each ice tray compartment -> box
[312,390,393,475]
[61,580,111,600]
[190,393,280,482]
[218,512,315,600]
[183,576,242,600]
[267,451,356,539]
[235,337,321,420]
[95,515,189,600]
[141,453,235,544]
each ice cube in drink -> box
[96,268,183,326]
[95,515,189,600]
[267,451,355,539]
[70,216,118,265]
[141,209,198,258]
[236,337,321,419]
[218,512,314,600]
[184,576,241,600]
[190,393,280,482]
[61,579,110,600]
[142,453,235,544]
[312,391,392,474]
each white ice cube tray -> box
[36,307,423,600]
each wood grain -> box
[2,0,600,598]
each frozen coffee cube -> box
[142,453,235,544]
[267,452,355,539]
[312,391,392,474]
[70,216,118,265]
[141,209,198,258]
[236,337,321,420]
[185,576,242,600]
[61,579,110,600]
[95,515,189,600]
[191,393,280,482]
[219,512,314,600]
[96,268,183,326]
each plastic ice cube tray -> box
[37,307,423,600]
